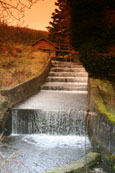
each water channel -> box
[0,60,114,172]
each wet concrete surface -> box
[14,91,88,110]
[0,60,91,173]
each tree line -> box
[0,0,114,77]
[47,0,70,44]
[0,0,40,24]
[48,0,115,77]
[0,23,48,45]
[0,0,47,45]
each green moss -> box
[88,134,115,169]
[90,83,97,88]
[113,165,115,171]
[94,95,115,124]
[89,79,97,88]
[106,104,115,115]
[90,78,115,95]
[97,79,114,95]
[102,152,115,170]
[110,154,115,163]
[89,78,115,125]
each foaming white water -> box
[22,134,91,149]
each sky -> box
[24,0,57,31]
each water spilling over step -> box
[47,77,88,83]
[52,60,82,65]
[50,67,86,72]
[12,109,87,135]
[49,72,88,77]
[41,82,87,91]
[10,58,91,172]
[52,60,83,68]
[12,58,89,135]
[42,59,88,92]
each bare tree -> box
[0,0,41,24]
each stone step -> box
[49,72,88,77]
[41,82,88,91]
[51,57,82,63]
[52,60,82,65]
[50,67,86,72]
[52,64,84,68]
[52,60,80,65]
[52,61,83,68]
[41,90,88,94]
[47,77,88,83]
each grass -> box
[0,42,50,89]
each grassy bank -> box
[0,43,50,89]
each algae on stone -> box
[90,78,115,125]
[88,78,115,170]
[97,79,114,96]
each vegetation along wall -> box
[0,60,51,135]
[88,78,115,170]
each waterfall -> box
[12,109,87,135]
[6,59,93,173]
[12,60,88,136]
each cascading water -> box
[1,59,92,173]
[12,109,87,135]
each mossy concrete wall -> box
[88,78,115,170]
[0,60,51,134]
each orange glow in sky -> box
[24,0,56,31]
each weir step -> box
[52,60,82,65]
[13,91,88,110]
[41,90,88,94]
[12,109,87,135]
[52,63,83,68]
[11,59,89,137]
[49,72,88,77]
[47,77,88,83]
[52,64,84,68]
[50,67,86,72]
[41,60,88,91]
[51,57,82,63]
[41,82,88,91]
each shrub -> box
[80,47,115,78]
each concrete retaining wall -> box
[0,59,51,134]
[88,78,115,170]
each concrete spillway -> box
[12,59,88,134]
[12,109,87,135]
[9,58,91,173]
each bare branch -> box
[0,0,40,25]
[0,151,18,171]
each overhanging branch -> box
[0,0,40,24]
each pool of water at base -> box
[0,134,92,173]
